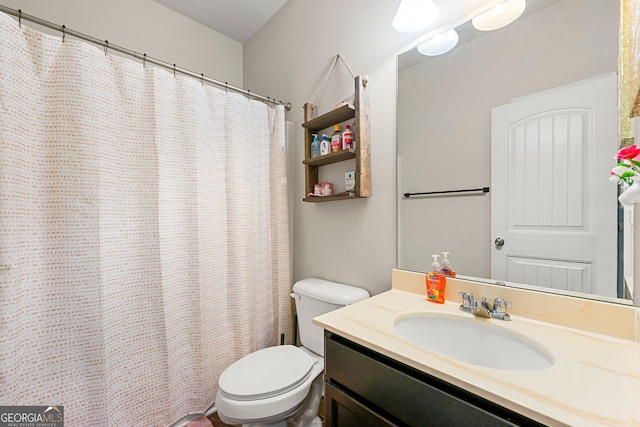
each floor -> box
[207,412,230,427]
[208,397,325,426]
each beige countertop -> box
[313,269,640,427]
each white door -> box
[491,74,618,297]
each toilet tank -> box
[291,278,369,356]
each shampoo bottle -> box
[342,124,354,150]
[426,254,446,304]
[320,134,330,156]
[441,252,456,278]
[331,125,342,152]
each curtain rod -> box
[0,5,292,111]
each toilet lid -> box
[218,345,314,401]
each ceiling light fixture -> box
[472,0,526,32]
[417,28,459,56]
[392,0,439,33]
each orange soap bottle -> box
[426,254,446,304]
[441,252,456,278]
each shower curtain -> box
[0,12,291,427]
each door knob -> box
[494,237,505,247]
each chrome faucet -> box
[458,292,511,321]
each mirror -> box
[396,0,636,304]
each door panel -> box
[508,111,588,230]
[492,74,617,297]
[506,256,592,294]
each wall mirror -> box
[396,0,637,305]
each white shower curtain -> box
[0,12,291,427]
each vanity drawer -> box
[325,381,398,427]
[324,331,543,427]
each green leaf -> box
[621,171,635,178]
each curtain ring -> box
[104,40,108,55]
[225,82,228,93]
[62,25,66,42]
[173,64,176,77]
[247,89,251,101]
[143,53,147,67]
[18,9,22,28]
[201,73,204,87]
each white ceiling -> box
[153,0,289,43]
[152,1,518,45]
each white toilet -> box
[215,278,370,426]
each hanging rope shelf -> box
[302,54,371,202]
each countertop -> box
[313,269,640,427]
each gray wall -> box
[242,0,416,296]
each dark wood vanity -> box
[324,331,545,426]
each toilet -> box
[215,278,370,426]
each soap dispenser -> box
[426,254,446,304]
[310,134,320,158]
[441,252,456,278]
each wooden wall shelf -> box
[303,193,356,203]
[302,75,370,202]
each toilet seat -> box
[218,345,314,401]
[216,346,324,425]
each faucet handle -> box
[458,292,474,309]
[493,298,512,315]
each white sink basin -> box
[394,314,553,371]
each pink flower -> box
[616,145,640,160]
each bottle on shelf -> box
[342,124,354,150]
[331,125,342,153]
[320,134,330,156]
[310,134,320,158]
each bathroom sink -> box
[394,314,553,371]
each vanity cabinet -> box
[302,75,370,202]
[324,331,545,427]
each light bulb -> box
[417,28,459,56]
[392,0,439,33]
[472,0,526,31]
